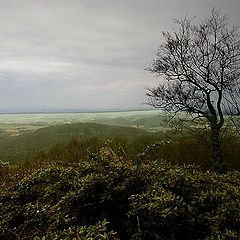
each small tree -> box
[147,9,240,171]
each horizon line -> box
[0,107,156,114]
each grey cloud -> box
[0,0,239,111]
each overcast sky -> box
[0,0,239,112]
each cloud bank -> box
[0,0,239,112]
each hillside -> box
[0,122,157,165]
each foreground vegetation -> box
[1,147,240,239]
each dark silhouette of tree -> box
[147,9,240,171]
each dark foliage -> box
[0,148,239,239]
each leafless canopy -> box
[147,9,240,170]
[147,9,240,129]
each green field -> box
[0,110,164,137]
[0,110,170,164]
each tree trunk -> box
[210,126,226,172]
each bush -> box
[0,148,239,239]
[128,164,240,239]
[34,220,119,240]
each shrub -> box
[128,163,240,239]
[33,220,119,240]
[0,148,239,239]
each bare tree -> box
[147,9,240,171]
